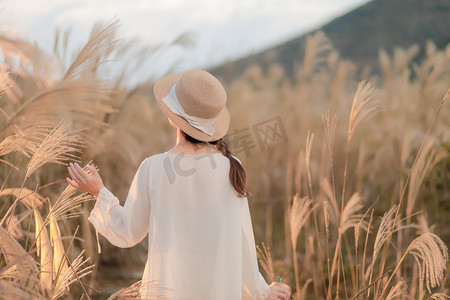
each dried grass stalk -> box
[49,212,69,285]
[5,215,24,239]
[406,233,448,295]
[289,194,314,250]
[34,208,53,292]
[63,19,119,80]
[0,281,45,300]
[0,64,12,96]
[51,250,94,300]
[0,125,51,157]
[372,205,399,266]
[0,187,45,209]
[385,282,405,300]
[107,279,172,300]
[323,201,330,240]
[0,227,41,296]
[348,81,378,140]
[415,213,431,235]
[322,110,337,163]
[406,139,435,221]
[380,232,449,299]
[441,89,449,104]
[45,182,94,225]
[305,131,314,198]
[0,79,115,137]
[341,193,366,234]
[0,34,48,75]
[320,177,339,222]
[298,31,333,80]
[256,243,275,282]
[427,293,450,300]
[26,122,83,179]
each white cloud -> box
[1,0,369,80]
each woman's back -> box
[144,152,243,299]
[88,151,269,299]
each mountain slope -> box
[211,0,450,80]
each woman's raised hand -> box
[266,282,292,300]
[67,162,104,197]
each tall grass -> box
[1,18,449,299]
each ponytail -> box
[212,139,251,198]
[180,130,251,197]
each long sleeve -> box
[242,197,270,300]
[88,158,151,249]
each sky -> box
[1,0,370,81]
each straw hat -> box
[153,69,230,142]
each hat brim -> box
[153,74,230,142]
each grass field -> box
[0,21,449,299]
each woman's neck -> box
[168,128,219,154]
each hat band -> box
[162,82,217,136]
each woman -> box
[67,69,291,299]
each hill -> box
[210,0,450,80]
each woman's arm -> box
[67,160,151,248]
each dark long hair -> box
[180,130,251,197]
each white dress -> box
[88,151,270,300]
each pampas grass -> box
[379,232,448,299]
[347,81,379,141]
[257,243,275,283]
[0,227,41,297]
[63,19,119,80]
[427,294,450,300]
[1,16,449,298]
[25,122,84,179]
[50,250,94,300]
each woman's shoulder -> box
[145,152,244,163]
[139,152,168,166]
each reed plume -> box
[297,31,333,81]
[0,125,51,158]
[289,194,315,298]
[290,194,314,251]
[45,183,93,225]
[50,250,94,300]
[380,232,448,299]
[385,282,407,300]
[0,79,115,137]
[256,243,275,282]
[25,122,83,179]
[341,193,366,234]
[63,19,119,80]
[0,227,41,297]
[322,111,337,203]
[427,293,450,300]
[407,233,448,295]
[371,206,398,270]
[406,139,435,222]
[107,279,171,300]
[348,80,378,141]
